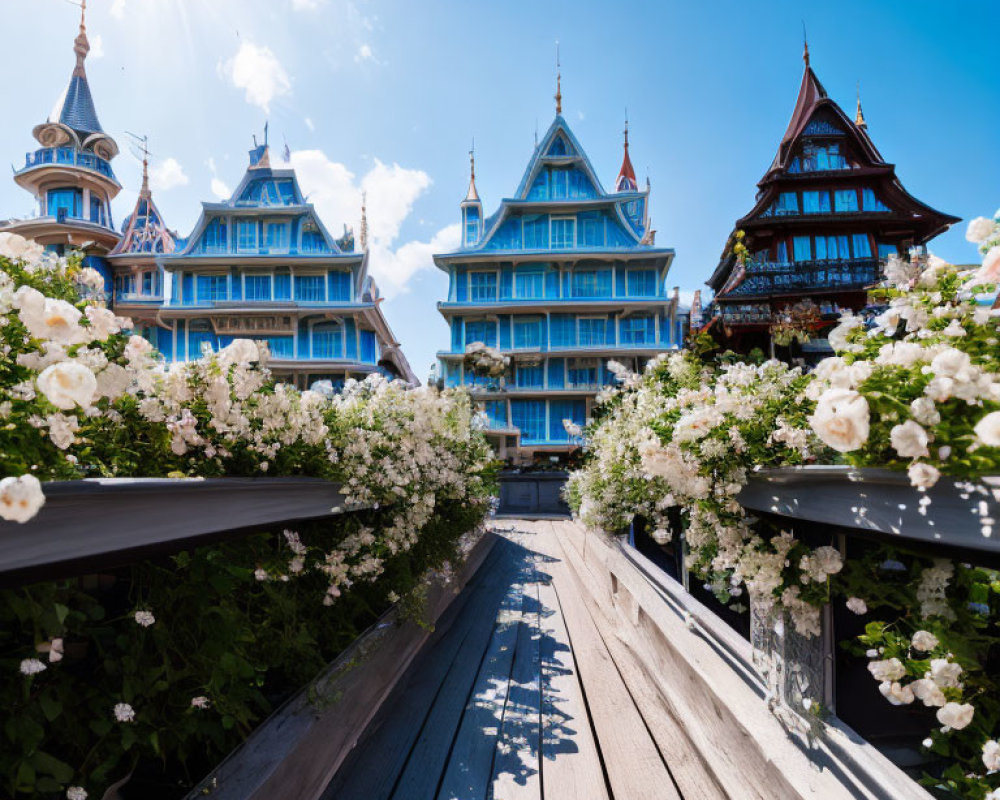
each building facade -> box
[1,2,121,287]
[435,106,686,461]
[154,141,417,388]
[703,46,958,356]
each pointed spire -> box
[554,42,562,115]
[802,21,809,68]
[73,0,90,78]
[360,191,368,250]
[855,81,867,129]
[464,140,480,203]
[615,112,637,193]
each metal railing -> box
[21,147,116,180]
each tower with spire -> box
[154,134,417,389]
[702,42,959,358]
[2,0,121,286]
[433,77,686,463]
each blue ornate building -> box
[1,3,416,389]
[1,0,120,287]
[154,140,417,388]
[435,91,686,461]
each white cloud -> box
[291,0,322,8]
[211,178,232,200]
[220,41,291,113]
[110,0,126,19]
[149,157,189,192]
[90,35,105,60]
[290,150,443,292]
[355,43,380,64]
[305,117,315,132]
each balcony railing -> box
[20,147,116,181]
[726,258,879,298]
[114,291,164,304]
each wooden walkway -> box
[322,520,725,800]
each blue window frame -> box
[265,222,289,251]
[236,220,257,252]
[301,229,327,253]
[312,324,343,358]
[202,219,227,253]
[877,243,897,260]
[197,275,228,302]
[515,271,544,299]
[469,271,497,302]
[189,329,216,356]
[511,399,546,443]
[862,189,889,212]
[580,212,604,246]
[572,269,611,298]
[834,190,859,212]
[244,275,271,301]
[578,317,607,346]
[274,272,291,300]
[523,215,548,249]
[568,359,598,387]
[465,320,497,347]
[263,337,294,358]
[47,188,81,218]
[793,236,812,262]
[852,234,872,258]
[360,330,377,363]
[549,399,586,442]
[142,272,153,295]
[802,191,831,214]
[776,240,789,262]
[551,217,576,249]
[815,235,851,260]
[513,318,542,349]
[328,271,351,301]
[295,275,325,302]
[550,168,568,199]
[514,364,543,388]
[484,400,507,430]
[627,270,657,296]
[549,315,575,348]
[620,315,655,345]
[89,197,105,225]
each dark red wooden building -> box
[703,45,959,356]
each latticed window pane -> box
[551,218,576,248]
[312,325,343,358]
[245,275,271,301]
[294,275,325,301]
[511,399,546,443]
[513,318,542,349]
[469,272,497,301]
[197,275,228,302]
[236,220,257,251]
[627,270,657,296]
[620,315,655,345]
[465,320,497,347]
[834,190,859,212]
[578,318,606,346]
[515,271,544,298]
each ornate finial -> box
[464,140,480,203]
[555,41,562,115]
[855,81,867,129]
[360,191,368,251]
[72,0,90,78]
[126,131,152,197]
[802,21,810,67]
[624,110,629,150]
[469,138,475,182]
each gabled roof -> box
[512,115,606,199]
[109,163,175,258]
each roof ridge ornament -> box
[126,131,152,198]
[72,0,89,78]
[554,41,562,115]
[855,81,867,129]
[464,139,480,203]
[802,21,809,68]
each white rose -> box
[0,232,44,263]
[868,657,906,682]
[910,677,947,707]
[37,361,97,410]
[218,338,262,367]
[809,388,870,453]
[941,319,966,338]
[928,658,963,688]
[890,420,930,459]
[878,681,915,705]
[0,474,45,523]
[124,335,153,363]
[983,740,1000,772]
[974,246,1000,285]
[936,701,974,731]
[975,411,1000,448]
[930,348,973,379]
[15,288,86,345]
[827,315,861,352]
[911,630,939,651]
[846,597,867,615]
[83,305,124,341]
[96,364,132,400]
[908,462,941,489]
[967,216,998,244]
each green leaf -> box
[32,750,74,783]
[53,603,69,625]
[38,692,62,722]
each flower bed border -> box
[0,477,356,588]
[739,466,1000,564]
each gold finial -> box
[802,21,810,67]
[360,191,368,251]
[555,41,562,114]
[72,0,90,77]
[855,81,867,129]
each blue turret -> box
[461,147,482,248]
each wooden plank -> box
[490,576,542,799]
[433,558,528,800]
[390,543,525,800]
[0,477,355,588]
[535,575,609,800]
[529,523,681,800]
[322,545,511,800]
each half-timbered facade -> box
[703,46,959,356]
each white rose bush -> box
[0,238,496,798]
[568,209,1000,800]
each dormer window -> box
[201,219,227,253]
[550,217,576,249]
[789,143,850,173]
[265,221,289,251]
[236,219,257,252]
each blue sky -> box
[1,0,997,379]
